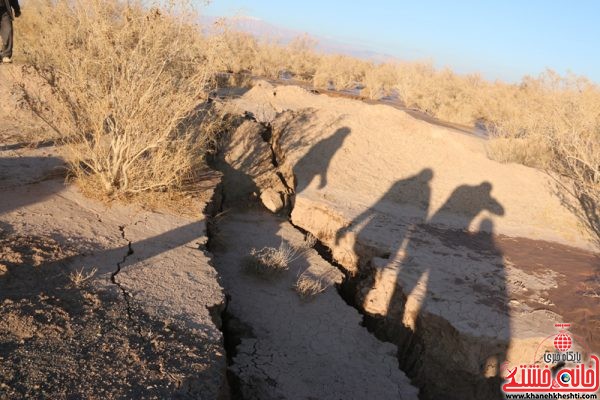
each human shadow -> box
[428,181,505,226]
[408,217,509,399]
[293,127,351,194]
[340,176,509,399]
[404,182,506,399]
[336,168,433,269]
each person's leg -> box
[0,11,13,60]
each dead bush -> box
[548,128,600,247]
[483,72,600,247]
[294,268,338,298]
[68,267,98,287]
[285,35,319,80]
[485,137,553,169]
[361,63,397,100]
[244,242,297,276]
[211,26,259,75]
[18,0,220,198]
[313,55,369,91]
[245,235,315,277]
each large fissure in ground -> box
[204,114,419,399]
[202,102,573,399]
[205,179,251,400]
[227,109,506,399]
[288,219,505,400]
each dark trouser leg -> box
[0,12,13,59]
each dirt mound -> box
[232,80,595,250]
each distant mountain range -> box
[201,15,400,63]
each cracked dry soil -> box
[0,232,216,400]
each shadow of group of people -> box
[294,128,511,399]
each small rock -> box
[260,189,284,213]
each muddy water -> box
[428,226,600,353]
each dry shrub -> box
[485,137,552,169]
[294,268,338,298]
[285,35,319,80]
[209,22,288,80]
[361,63,397,100]
[313,55,369,91]
[245,242,297,276]
[548,128,600,246]
[68,267,98,287]
[245,235,315,277]
[394,63,485,125]
[211,27,259,74]
[251,41,288,80]
[484,72,600,245]
[394,62,435,107]
[18,0,220,198]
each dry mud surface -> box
[0,234,218,399]
[0,174,226,399]
[1,70,599,400]
[210,211,418,400]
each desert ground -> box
[1,60,599,400]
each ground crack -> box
[109,224,138,330]
[260,121,294,195]
[287,220,426,398]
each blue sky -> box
[202,0,599,83]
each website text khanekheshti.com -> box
[505,393,598,399]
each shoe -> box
[2,57,12,64]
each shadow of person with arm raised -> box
[335,168,434,270]
[293,127,351,194]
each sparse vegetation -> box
[245,235,315,277]
[18,0,222,199]
[313,54,369,91]
[294,268,337,298]
[209,26,600,247]
[68,267,98,287]
[14,1,599,244]
[245,242,297,276]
